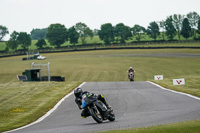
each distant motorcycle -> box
[82,93,115,123]
[128,72,134,82]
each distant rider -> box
[127,67,135,78]
[74,88,111,118]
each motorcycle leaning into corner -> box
[82,92,115,123]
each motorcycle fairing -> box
[94,101,107,112]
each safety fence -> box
[0,40,200,58]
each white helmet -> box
[129,67,133,69]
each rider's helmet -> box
[129,67,133,70]
[74,88,83,98]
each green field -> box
[0,48,200,132]
[0,36,104,51]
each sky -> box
[1,0,200,40]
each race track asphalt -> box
[8,81,200,133]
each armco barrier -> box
[1,40,200,58]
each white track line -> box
[147,81,200,101]
[4,82,86,133]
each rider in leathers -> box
[74,88,111,118]
[127,67,135,78]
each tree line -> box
[0,11,200,51]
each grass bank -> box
[98,120,200,133]
[0,81,81,132]
[0,48,200,132]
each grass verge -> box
[0,81,80,132]
[0,48,200,132]
[98,120,200,133]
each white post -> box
[31,62,34,69]
[48,62,50,81]
[40,63,42,81]
[26,52,28,60]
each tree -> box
[98,23,114,44]
[68,26,79,45]
[17,32,32,50]
[6,31,19,51]
[114,23,132,43]
[93,29,99,36]
[187,11,200,39]
[171,14,184,40]
[198,19,200,35]
[46,23,68,47]
[30,28,47,40]
[159,20,166,40]
[86,27,94,40]
[131,24,146,42]
[165,16,177,40]
[0,25,9,41]
[147,21,160,40]
[75,22,93,45]
[181,18,191,40]
[35,39,47,49]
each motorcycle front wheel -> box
[90,107,103,123]
[108,110,115,121]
